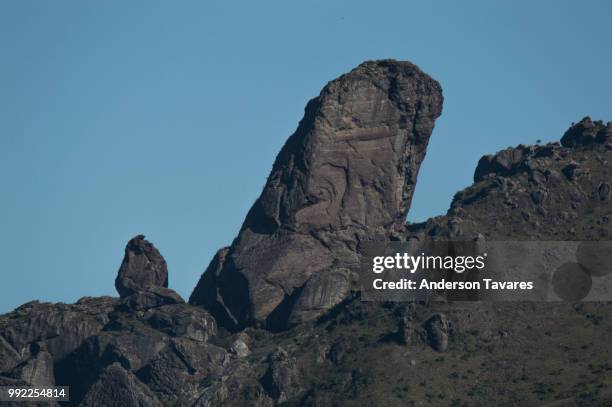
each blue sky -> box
[1,0,611,312]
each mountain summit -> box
[189,60,443,331]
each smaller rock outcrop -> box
[416,117,612,243]
[473,143,562,183]
[561,116,612,147]
[474,147,530,182]
[474,118,612,184]
[115,235,168,298]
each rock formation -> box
[189,60,443,330]
[414,118,612,242]
[560,116,612,147]
[1,234,226,406]
[1,61,611,406]
[115,235,168,298]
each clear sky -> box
[1,1,611,313]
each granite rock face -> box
[190,60,443,330]
[115,235,168,298]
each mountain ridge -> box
[1,60,611,406]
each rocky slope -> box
[410,116,612,242]
[1,60,611,406]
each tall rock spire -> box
[190,60,443,330]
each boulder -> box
[115,235,168,298]
[474,148,526,182]
[230,332,251,358]
[562,162,582,180]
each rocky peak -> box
[415,116,612,242]
[245,59,443,234]
[473,143,557,183]
[190,59,444,331]
[115,235,168,298]
[561,116,612,147]
[474,117,612,183]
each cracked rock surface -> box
[189,60,443,331]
